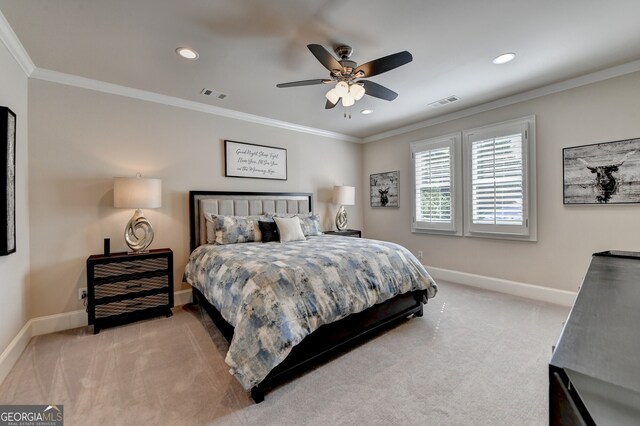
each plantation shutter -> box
[464,118,532,238]
[471,133,523,225]
[411,135,461,234]
[415,147,452,224]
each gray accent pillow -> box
[298,214,323,236]
[204,214,264,244]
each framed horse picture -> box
[370,171,399,208]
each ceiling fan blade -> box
[307,44,341,71]
[355,51,413,78]
[325,98,339,109]
[276,79,332,88]
[361,80,398,101]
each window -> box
[463,116,536,240]
[410,133,462,235]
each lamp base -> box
[335,205,348,231]
[125,209,154,252]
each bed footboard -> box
[191,286,426,402]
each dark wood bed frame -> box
[188,190,429,403]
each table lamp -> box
[113,173,161,252]
[333,185,355,231]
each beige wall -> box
[0,42,30,352]
[28,79,363,317]
[363,71,640,293]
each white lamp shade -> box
[341,93,355,107]
[333,185,355,205]
[114,177,162,209]
[325,88,340,104]
[335,81,349,97]
[350,83,365,101]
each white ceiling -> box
[2,0,640,140]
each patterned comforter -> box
[184,235,438,389]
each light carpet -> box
[0,281,569,425]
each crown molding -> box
[29,68,361,143]
[363,59,640,143]
[0,9,35,76]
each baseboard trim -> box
[426,265,577,307]
[174,289,192,306]
[0,290,194,385]
[0,320,32,385]
[30,310,87,337]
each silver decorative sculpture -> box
[114,174,162,253]
[124,209,155,251]
[335,205,348,231]
[333,185,355,231]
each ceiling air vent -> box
[200,88,228,99]
[428,95,460,108]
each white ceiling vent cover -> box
[200,88,228,99]
[428,95,460,108]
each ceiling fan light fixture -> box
[350,83,365,101]
[325,88,340,104]
[341,93,355,107]
[335,81,349,97]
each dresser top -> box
[88,247,172,261]
[551,252,640,395]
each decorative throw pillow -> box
[298,214,323,236]
[258,220,279,242]
[204,214,263,245]
[273,216,306,243]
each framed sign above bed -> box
[225,140,287,180]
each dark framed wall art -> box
[563,137,640,205]
[370,170,399,207]
[1,106,16,256]
[224,140,287,180]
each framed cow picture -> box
[563,137,640,204]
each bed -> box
[185,191,437,402]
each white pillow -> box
[274,216,306,243]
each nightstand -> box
[324,229,362,238]
[86,248,174,334]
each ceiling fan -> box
[276,44,413,109]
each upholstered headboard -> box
[189,191,313,251]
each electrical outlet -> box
[417,250,423,260]
[79,288,87,300]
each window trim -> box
[410,132,462,236]
[462,115,537,241]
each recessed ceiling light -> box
[360,109,373,115]
[493,52,516,65]
[176,47,199,60]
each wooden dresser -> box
[549,250,640,425]
[86,248,174,334]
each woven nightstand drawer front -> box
[94,257,168,277]
[95,293,169,318]
[95,276,169,299]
